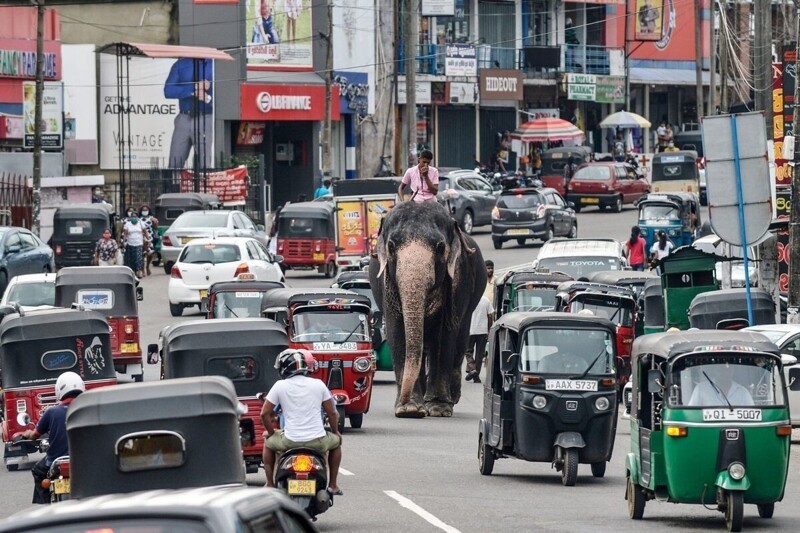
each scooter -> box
[41,455,71,503]
[274,447,333,520]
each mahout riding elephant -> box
[369,201,486,417]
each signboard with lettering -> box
[567,73,595,102]
[22,81,62,149]
[240,84,340,121]
[421,0,455,16]
[776,188,790,292]
[445,45,477,77]
[397,80,433,105]
[0,38,60,80]
[479,69,523,101]
[334,71,369,115]
[236,122,265,145]
[180,166,248,205]
[773,62,789,187]
[595,75,625,104]
[245,0,313,70]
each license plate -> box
[507,229,530,236]
[545,379,598,391]
[287,479,316,495]
[312,342,357,351]
[53,478,70,495]
[199,290,208,299]
[582,198,599,204]
[121,342,139,354]
[702,409,762,422]
[181,237,196,244]
[313,253,324,261]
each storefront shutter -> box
[437,107,476,169]
[480,108,517,170]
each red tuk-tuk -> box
[539,146,592,195]
[2,308,117,471]
[276,202,338,278]
[54,267,144,381]
[262,288,375,430]
[555,281,638,384]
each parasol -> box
[509,117,585,143]
[599,110,651,129]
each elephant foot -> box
[395,402,427,418]
[425,401,453,417]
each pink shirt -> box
[402,165,439,203]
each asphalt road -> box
[3,205,800,532]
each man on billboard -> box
[636,0,662,39]
[164,57,213,169]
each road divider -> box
[383,490,461,533]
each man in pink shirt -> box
[398,149,439,203]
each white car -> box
[743,325,800,427]
[532,238,628,280]
[0,273,56,311]
[168,237,284,317]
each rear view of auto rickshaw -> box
[1,308,116,472]
[626,331,791,532]
[153,193,222,267]
[493,269,573,319]
[150,318,288,473]
[262,288,376,430]
[586,270,657,300]
[51,204,116,269]
[55,266,144,381]
[66,376,246,499]
[689,288,776,330]
[641,277,665,335]
[659,246,720,330]
[276,202,337,278]
[650,150,700,196]
[479,312,618,486]
[636,192,700,249]
[205,275,285,319]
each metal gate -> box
[437,107,476,169]
[480,108,518,170]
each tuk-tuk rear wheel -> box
[336,406,345,433]
[5,463,18,472]
[590,462,606,478]
[349,413,363,429]
[627,475,645,519]
[725,491,743,532]
[478,433,494,475]
[757,503,774,519]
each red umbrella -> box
[509,117,585,142]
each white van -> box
[532,238,628,280]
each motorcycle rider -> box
[19,371,85,504]
[260,349,343,494]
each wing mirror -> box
[256,224,265,232]
[647,369,663,391]
[790,368,800,391]
[500,349,518,373]
[147,343,160,364]
[136,287,144,301]
[781,354,798,368]
[6,244,20,254]
[273,255,284,264]
[567,201,576,209]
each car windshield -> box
[537,256,620,279]
[171,212,228,229]
[497,193,543,209]
[212,290,265,318]
[35,518,212,533]
[512,288,557,312]
[179,243,241,264]
[5,282,55,307]
[520,328,614,375]
[668,354,784,407]
[640,205,680,221]
[573,166,609,180]
[292,311,370,342]
[570,295,633,327]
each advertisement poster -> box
[180,166,248,205]
[595,76,625,104]
[366,199,394,255]
[634,0,664,41]
[336,201,366,256]
[444,45,477,77]
[23,81,63,149]
[237,122,266,145]
[782,47,795,186]
[449,82,479,105]
[100,55,215,170]
[776,189,790,292]
[332,0,375,115]
[246,0,313,70]
[773,62,789,187]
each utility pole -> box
[720,1,729,113]
[695,0,704,122]
[32,0,45,237]
[321,0,334,181]
[402,0,417,167]
[709,0,717,115]
[754,0,772,131]
[789,1,800,324]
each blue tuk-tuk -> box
[636,192,700,249]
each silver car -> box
[160,210,267,274]
[743,325,800,427]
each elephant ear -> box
[375,233,389,279]
[447,221,475,279]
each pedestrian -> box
[623,226,647,271]
[139,205,158,276]
[123,212,147,278]
[93,228,119,267]
[656,120,668,153]
[563,156,578,194]
[613,135,626,162]
[465,295,494,383]
[664,140,679,153]
[483,259,495,300]
[314,178,332,199]
[649,230,674,268]
[398,149,439,203]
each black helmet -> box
[274,348,318,379]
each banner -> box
[776,189,791,292]
[634,0,665,41]
[782,47,795,186]
[772,62,789,187]
[246,0,313,70]
[595,75,625,104]
[180,166,248,205]
[335,201,366,256]
[23,81,62,149]
[421,0,454,16]
[366,199,394,255]
[445,45,477,77]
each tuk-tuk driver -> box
[688,365,754,407]
[19,371,85,504]
[261,349,343,495]
[399,149,439,203]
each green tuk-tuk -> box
[626,331,791,532]
[641,277,665,335]
[659,246,720,330]
[493,269,573,320]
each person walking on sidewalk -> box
[465,295,494,383]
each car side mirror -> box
[6,244,20,254]
[781,354,798,368]
[647,369,662,391]
[273,255,284,263]
[136,287,144,301]
[501,349,517,373]
[790,368,800,391]
[256,224,265,232]
[567,201,575,209]
[147,344,160,364]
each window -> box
[497,193,542,209]
[245,513,282,533]
[7,281,55,307]
[232,214,244,229]
[255,241,273,262]
[292,311,370,343]
[474,177,493,192]
[41,349,78,371]
[180,243,242,264]
[165,208,185,221]
[171,212,229,229]
[782,337,800,359]
[552,194,566,207]
[76,288,114,310]
[116,431,186,472]
[545,193,558,205]
[207,356,257,381]
[570,295,633,327]
[457,177,477,191]
[19,232,38,250]
[520,328,615,375]
[240,214,256,230]
[4,232,21,251]
[573,166,610,180]
[213,291,266,318]
[640,205,680,221]
[512,288,557,312]
[36,519,212,533]
[246,241,261,260]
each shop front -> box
[563,73,624,153]
[239,83,340,209]
[478,69,522,170]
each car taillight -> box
[124,324,134,338]
[277,241,284,253]
[55,245,62,255]
[234,263,250,277]
[171,265,182,279]
[162,236,173,247]
[315,243,321,252]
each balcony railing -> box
[563,44,613,75]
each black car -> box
[437,170,498,234]
[491,187,577,249]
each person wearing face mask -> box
[139,205,158,276]
[123,210,146,278]
[93,228,119,267]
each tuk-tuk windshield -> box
[536,257,620,279]
[669,354,785,408]
[292,311,370,343]
[570,295,633,327]
[212,290,266,318]
[278,217,330,238]
[640,204,680,221]
[520,328,614,375]
[512,288,557,312]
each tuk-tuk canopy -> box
[659,246,719,274]
[652,150,698,165]
[156,193,221,209]
[632,330,780,362]
[0,308,115,388]
[557,281,636,300]
[688,288,776,329]
[52,204,115,239]
[501,269,574,286]
[262,288,368,311]
[279,202,334,221]
[334,271,370,286]
[637,192,698,208]
[161,319,288,397]
[494,311,617,335]
[333,177,401,197]
[586,270,657,288]
[54,204,114,221]
[55,266,138,316]
[642,277,665,328]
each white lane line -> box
[339,467,355,476]
[384,490,462,533]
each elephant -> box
[369,201,487,418]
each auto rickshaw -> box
[149,319,287,473]
[586,270,658,298]
[641,277,665,335]
[1,307,116,471]
[626,331,791,532]
[276,202,337,278]
[636,192,701,249]
[54,266,144,381]
[66,376,246,499]
[479,312,618,486]
[153,193,221,266]
[51,204,116,269]
[493,268,573,320]
[332,271,391,371]
[262,288,376,430]
[539,146,593,195]
[658,246,720,330]
[689,288,776,330]
[651,150,700,196]
[205,275,285,319]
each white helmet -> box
[55,371,85,401]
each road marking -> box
[384,490,461,533]
[339,467,354,476]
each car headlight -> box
[353,357,372,372]
[532,395,547,409]
[728,462,746,481]
[595,397,610,411]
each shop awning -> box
[630,67,712,87]
[98,42,233,61]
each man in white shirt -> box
[261,349,343,494]
[465,295,495,383]
[688,368,754,407]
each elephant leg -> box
[387,311,426,418]
[424,324,455,417]
[450,322,471,405]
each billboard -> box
[23,81,62,149]
[634,0,664,41]
[332,0,375,115]
[100,55,214,170]
[445,45,477,77]
[247,0,313,70]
